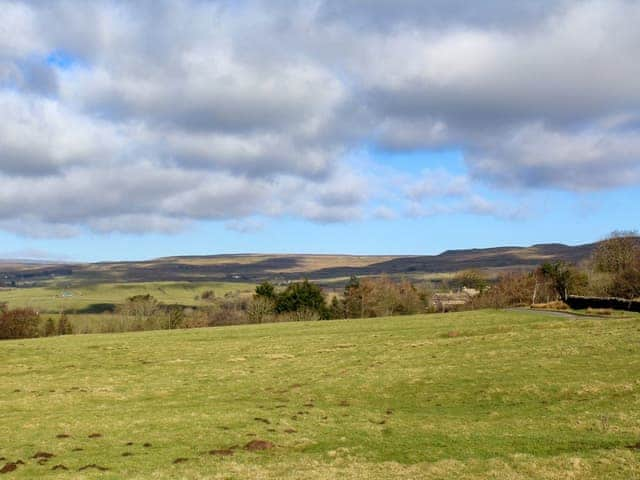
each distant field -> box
[0,281,254,313]
[1,310,639,479]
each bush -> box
[57,313,73,335]
[247,296,275,324]
[342,276,426,318]
[608,268,640,299]
[43,317,57,336]
[475,273,537,308]
[0,308,40,340]
[275,280,328,319]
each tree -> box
[57,312,73,335]
[165,305,184,329]
[342,276,425,318]
[0,308,40,339]
[539,262,587,301]
[451,270,488,292]
[274,280,328,319]
[247,296,275,323]
[255,282,276,299]
[593,231,639,274]
[44,317,56,336]
[608,267,640,299]
[592,231,640,299]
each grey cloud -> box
[0,0,639,237]
[469,122,640,191]
[316,0,562,30]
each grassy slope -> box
[0,281,254,313]
[0,310,639,479]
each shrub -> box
[247,296,275,324]
[43,317,56,337]
[607,268,640,299]
[201,290,215,302]
[342,276,426,318]
[275,280,328,319]
[0,308,40,340]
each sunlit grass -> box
[0,281,254,313]
[0,310,639,478]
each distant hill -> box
[0,242,601,286]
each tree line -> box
[2,230,638,340]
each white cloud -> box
[0,0,639,237]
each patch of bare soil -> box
[254,417,270,424]
[32,452,55,459]
[56,434,71,439]
[143,443,152,448]
[173,458,189,464]
[122,452,133,457]
[88,433,102,438]
[0,463,18,474]
[78,464,109,471]
[244,440,274,451]
[52,464,68,470]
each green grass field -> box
[1,310,639,479]
[0,281,254,313]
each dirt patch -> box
[71,448,83,452]
[254,417,270,424]
[173,458,189,464]
[209,449,234,456]
[56,434,71,439]
[125,442,134,446]
[447,331,461,338]
[32,452,55,459]
[79,464,109,471]
[339,400,350,407]
[122,452,133,457]
[0,463,18,474]
[244,440,274,451]
[143,443,152,448]
[284,428,297,434]
[88,433,102,438]
[52,464,68,471]
[303,403,314,408]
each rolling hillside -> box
[1,242,599,286]
[1,310,639,479]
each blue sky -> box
[1,1,639,261]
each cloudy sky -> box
[1,0,639,261]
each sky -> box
[1,0,639,262]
